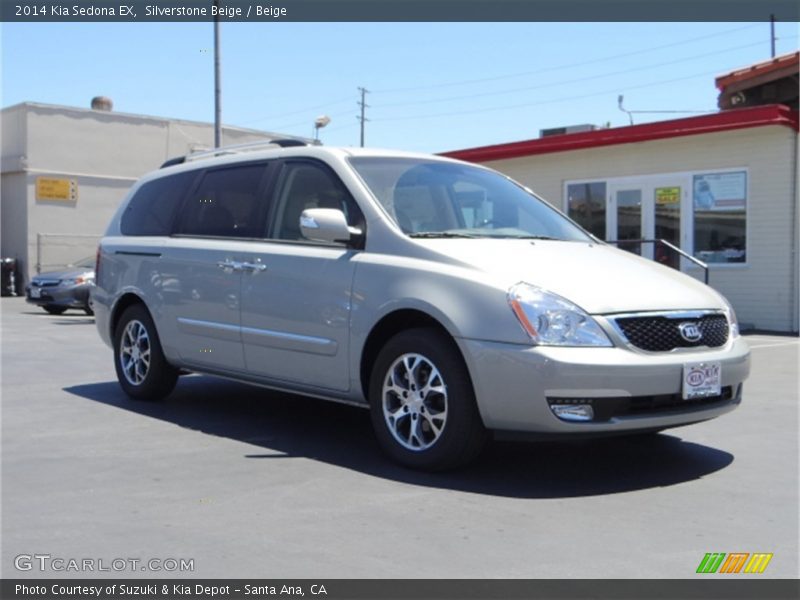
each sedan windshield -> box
[71,256,96,269]
[349,157,591,241]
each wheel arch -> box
[359,308,472,403]
[109,292,148,340]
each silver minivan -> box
[93,142,750,470]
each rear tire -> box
[368,328,487,471]
[43,305,67,315]
[113,304,178,401]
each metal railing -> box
[606,238,709,284]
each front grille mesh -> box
[615,314,729,351]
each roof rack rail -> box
[183,138,309,163]
[160,156,186,168]
[159,138,311,168]
[270,138,311,148]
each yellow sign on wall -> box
[655,186,680,205]
[36,177,78,202]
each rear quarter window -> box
[120,172,196,236]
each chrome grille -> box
[31,279,61,287]
[614,313,729,352]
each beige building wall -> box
[1,104,26,158]
[1,105,29,275]
[1,173,28,264]
[1,102,302,283]
[480,126,799,332]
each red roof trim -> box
[716,51,799,90]
[442,104,799,163]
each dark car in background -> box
[26,256,95,315]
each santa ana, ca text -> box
[15,584,328,597]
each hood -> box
[414,239,722,314]
[33,268,94,282]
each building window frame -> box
[562,167,750,270]
[690,169,749,266]
[562,178,609,241]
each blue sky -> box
[2,21,797,153]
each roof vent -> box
[540,124,596,137]
[91,96,113,111]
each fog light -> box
[550,403,594,422]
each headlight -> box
[508,283,612,347]
[64,275,93,285]
[719,294,740,339]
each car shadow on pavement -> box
[49,318,95,325]
[22,310,92,321]
[64,375,734,499]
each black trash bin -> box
[1,258,21,297]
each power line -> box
[240,97,353,125]
[224,25,797,137]
[375,40,769,110]
[268,109,359,133]
[371,32,798,123]
[323,122,359,134]
[371,23,762,95]
[371,69,727,123]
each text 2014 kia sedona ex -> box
[93,142,750,470]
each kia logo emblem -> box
[679,322,703,342]
[686,369,706,386]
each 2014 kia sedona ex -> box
[93,142,750,470]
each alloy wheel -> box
[381,353,448,451]
[119,319,151,386]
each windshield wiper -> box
[497,234,559,240]
[408,231,481,239]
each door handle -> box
[240,261,267,273]
[216,259,244,273]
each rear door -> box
[161,161,273,373]
[238,159,364,392]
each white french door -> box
[607,178,686,269]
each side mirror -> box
[299,208,361,244]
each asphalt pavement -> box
[1,297,798,578]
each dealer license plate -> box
[682,362,721,400]
[30,287,41,299]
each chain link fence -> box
[36,233,102,274]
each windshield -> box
[71,256,96,269]
[349,157,591,241]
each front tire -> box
[43,305,67,315]
[113,304,178,401]
[369,328,487,471]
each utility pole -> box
[214,0,222,148]
[357,87,369,147]
[770,14,776,58]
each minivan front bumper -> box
[459,337,750,434]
